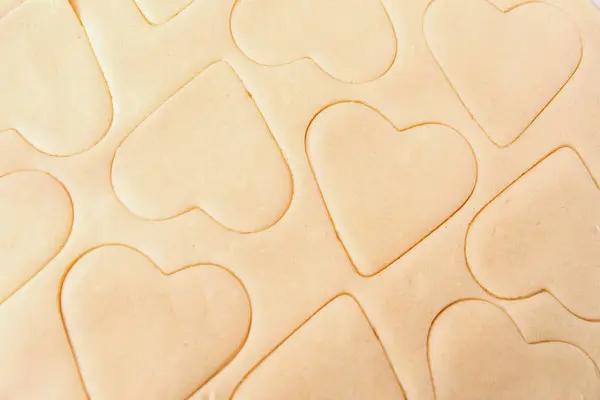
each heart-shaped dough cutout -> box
[428,300,600,399]
[307,102,476,276]
[112,61,292,233]
[60,245,251,400]
[424,0,581,146]
[233,295,405,399]
[133,0,193,24]
[0,171,72,303]
[230,0,397,83]
[467,148,600,320]
[0,0,112,155]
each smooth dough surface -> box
[1,0,600,399]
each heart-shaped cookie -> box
[424,0,581,146]
[230,0,397,83]
[307,102,476,276]
[111,62,292,233]
[233,295,405,399]
[0,0,112,155]
[60,245,251,400]
[0,171,72,303]
[428,300,600,399]
[466,148,600,320]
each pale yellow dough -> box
[1,0,600,399]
